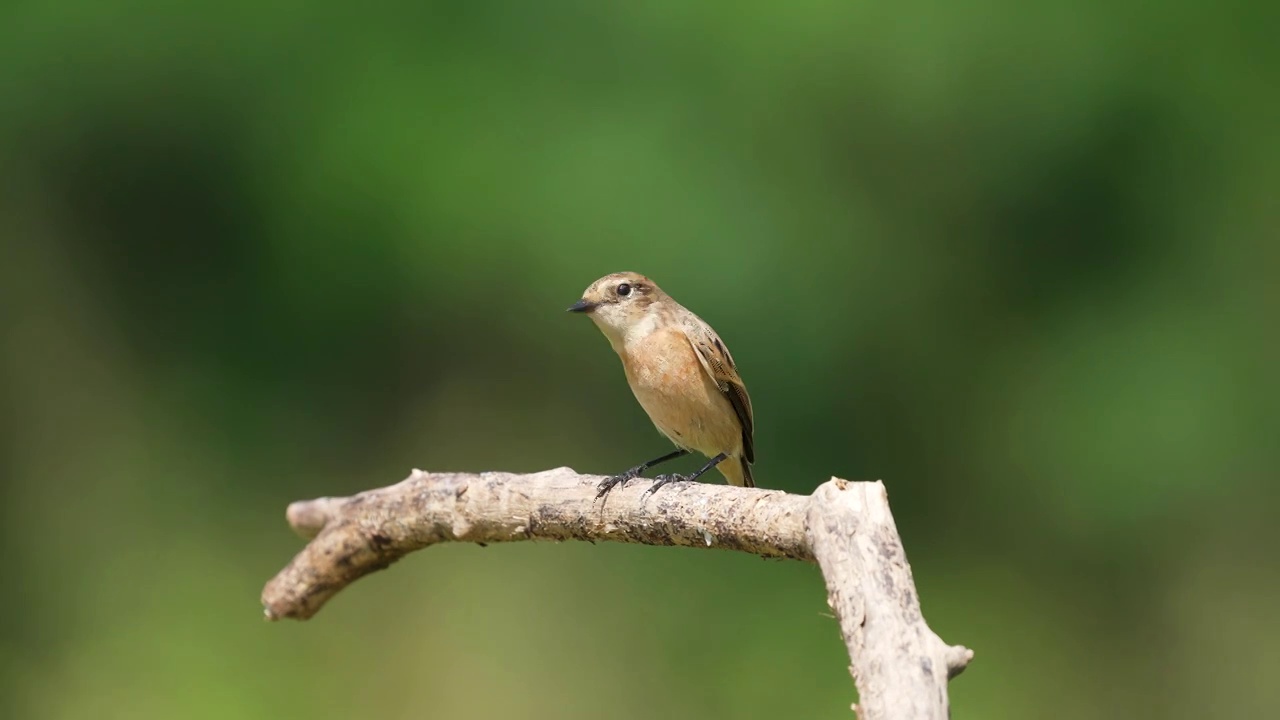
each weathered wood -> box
[262,467,972,717]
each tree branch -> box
[262,467,972,718]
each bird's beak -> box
[566,298,597,313]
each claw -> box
[596,470,639,498]
[595,450,692,500]
[640,473,690,501]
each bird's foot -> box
[640,473,692,500]
[596,468,643,498]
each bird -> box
[567,271,755,499]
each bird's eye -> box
[616,283,632,297]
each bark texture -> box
[262,467,972,718]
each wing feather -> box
[684,323,755,464]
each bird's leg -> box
[642,452,728,500]
[596,449,690,498]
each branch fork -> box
[262,467,971,719]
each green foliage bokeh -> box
[2,2,1276,718]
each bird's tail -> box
[718,455,755,488]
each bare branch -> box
[261,467,972,718]
[808,479,974,719]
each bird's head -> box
[567,271,663,340]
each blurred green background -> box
[2,1,1277,718]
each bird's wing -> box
[683,319,754,464]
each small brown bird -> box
[568,271,755,498]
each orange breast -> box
[620,328,742,458]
